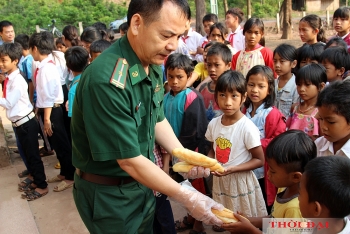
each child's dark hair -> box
[106,29,115,41]
[0,42,23,62]
[300,14,326,43]
[14,34,30,50]
[64,46,89,73]
[244,65,275,109]
[165,53,193,77]
[214,70,246,105]
[296,64,327,89]
[319,47,349,70]
[243,18,265,46]
[206,43,232,64]
[90,39,112,54]
[316,80,350,123]
[55,37,66,47]
[202,13,218,24]
[92,22,107,31]
[204,41,218,51]
[209,23,228,43]
[119,22,129,33]
[333,6,350,20]
[225,7,244,23]
[266,130,316,173]
[81,26,106,43]
[304,156,350,218]
[62,25,80,46]
[273,43,297,61]
[29,31,55,55]
[297,43,325,68]
[324,37,348,51]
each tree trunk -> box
[223,0,228,13]
[247,0,251,19]
[281,0,292,39]
[195,0,206,35]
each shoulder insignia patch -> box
[110,58,129,89]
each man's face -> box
[131,1,188,67]
[0,25,15,42]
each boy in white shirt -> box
[29,32,75,192]
[314,80,350,158]
[0,42,48,200]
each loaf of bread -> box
[173,161,225,173]
[172,161,194,172]
[172,148,217,168]
[211,208,249,223]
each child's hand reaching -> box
[221,213,261,234]
[212,166,236,177]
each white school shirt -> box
[0,69,33,122]
[226,26,245,52]
[49,51,70,85]
[315,136,350,158]
[205,115,261,168]
[181,28,203,61]
[35,56,64,108]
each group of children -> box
[154,6,350,234]
[0,22,112,201]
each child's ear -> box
[313,201,323,217]
[241,92,247,104]
[338,67,345,76]
[129,13,143,36]
[188,72,193,80]
[319,82,326,91]
[291,60,297,68]
[13,58,18,66]
[291,171,302,183]
[226,62,232,69]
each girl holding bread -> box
[243,65,286,214]
[205,70,268,227]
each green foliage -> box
[252,1,279,18]
[0,0,128,35]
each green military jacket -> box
[71,36,165,177]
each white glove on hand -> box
[179,166,211,179]
[170,185,224,226]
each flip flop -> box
[47,175,63,183]
[18,170,30,178]
[22,190,48,201]
[18,183,37,192]
[53,181,73,192]
[18,178,33,188]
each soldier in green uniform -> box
[71,0,225,233]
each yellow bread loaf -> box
[211,208,249,223]
[209,163,225,173]
[172,148,217,168]
[172,161,195,172]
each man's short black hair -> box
[206,43,232,64]
[316,80,350,124]
[15,34,30,50]
[0,20,13,32]
[266,130,316,173]
[64,46,89,73]
[127,0,190,26]
[119,22,129,33]
[0,42,23,62]
[90,39,112,54]
[304,156,350,218]
[29,32,55,55]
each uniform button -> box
[150,136,152,139]
[151,112,152,115]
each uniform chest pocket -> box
[134,105,146,127]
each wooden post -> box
[276,13,280,33]
[78,22,83,35]
[326,10,330,29]
[36,25,40,33]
